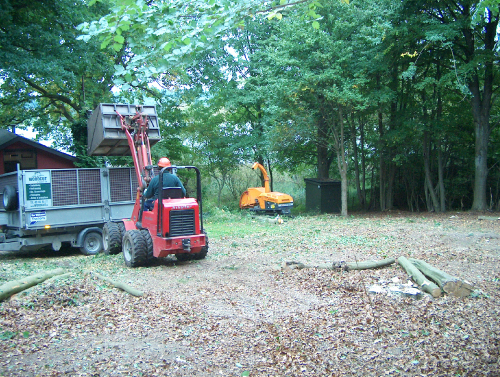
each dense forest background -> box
[1,0,499,214]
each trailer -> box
[0,166,136,254]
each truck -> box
[0,166,136,254]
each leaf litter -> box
[0,212,499,376]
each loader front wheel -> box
[175,253,193,262]
[122,230,147,268]
[140,229,154,264]
[102,222,122,255]
[118,222,126,240]
[192,233,209,260]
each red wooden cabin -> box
[0,129,76,174]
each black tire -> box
[140,229,154,263]
[192,232,209,260]
[102,222,122,255]
[176,253,193,262]
[2,185,18,211]
[122,230,147,268]
[80,231,103,256]
[118,222,126,239]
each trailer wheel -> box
[103,222,122,255]
[122,230,147,268]
[80,231,103,256]
[140,229,154,264]
[2,185,18,211]
[192,232,209,260]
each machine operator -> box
[143,157,186,210]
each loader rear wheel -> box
[140,229,154,264]
[103,222,122,255]
[122,230,147,268]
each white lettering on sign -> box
[25,171,52,209]
[173,205,193,210]
[30,211,47,224]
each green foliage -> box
[78,0,324,83]
[0,0,116,155]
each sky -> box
[15,127,55,148]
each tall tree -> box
[0,0,116,162]
[404,0,500,210]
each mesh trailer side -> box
[108,167,138,203]
[51,169,102,207]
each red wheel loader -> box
[87,103,207,267]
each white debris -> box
[368,276,423,298]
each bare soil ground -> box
[0,211,499,376]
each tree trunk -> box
[438,146,446,211]
[423,131,440,211]
[360,121,367,210]
[267,159,273,192]
[378,109,386,211]
[408,258,473,297]
[350,114,364,209]
[464,13,497,210]
[92,272,144,297]
[337,105,348,217]
[283,258,395,271]
[397,256,441,298]
[317,116,330,179]
[471,116,490,210]
[0,268,66,301]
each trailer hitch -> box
[182,238,191,251]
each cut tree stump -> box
[282,258,395,271]
[398,257,441,298]
[91,272,144,297]
[409,258,473,298]
[0,268,66,301]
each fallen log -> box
[91,272,144,297]
[282,258,395,271]
[397,257,441,298]
[478,216,500,221]
[0,268,66,301]
[409,258,473,298]
[335,258,396,271]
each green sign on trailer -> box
[25,170,52,208]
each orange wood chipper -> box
[239,163,293,215]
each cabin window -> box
[4,149,37,172]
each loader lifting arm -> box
[115,105,154,193]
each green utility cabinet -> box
[304,178,341,213]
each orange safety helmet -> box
[158,157,171,168]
